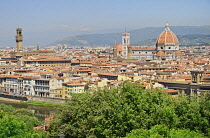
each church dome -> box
[156,50,164,56]
[156,23,179,45]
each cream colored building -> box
[62,82,85,99]
[24,58,71,67]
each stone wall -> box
[28,96,68,103]
[0,93,69,103]
[0,93,28,101]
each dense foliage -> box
[125,125,204,138]
[0,104,46,138]
[49,82,210,137]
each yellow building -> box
[97,79,108,88]
[62,82,85,99]
[54,88,63,98]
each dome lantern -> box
[165,22,170,31]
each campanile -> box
[16,27,23,52]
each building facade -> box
[113,23,182,60]
[156,22,181,60]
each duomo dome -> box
[156,22,179,46]
[156,23,179,52]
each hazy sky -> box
[0,0,210,46]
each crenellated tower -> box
[16,27,23,52]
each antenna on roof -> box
[125,27,127,32]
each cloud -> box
[61,25,92,31]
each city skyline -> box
[0,0,210,46]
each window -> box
[168,47,171,49]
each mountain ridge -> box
[51,25,210,46]
[135,34,210,46]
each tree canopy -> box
[125,125,204,138]
[0,104,46,138]
[49,82,210,137]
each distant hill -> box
[51,26,210,46]
[135,34,210,46]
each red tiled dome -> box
[157,50,164,56]
[156,23,179,45]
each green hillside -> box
[136,34,210,46]
[51,25,210,46]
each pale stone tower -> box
[16,27,23,52]
[122,31,130,59]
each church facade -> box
[113,23,182,60]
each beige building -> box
[62,82,85,99]
[24,58,71,67]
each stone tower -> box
[37,44,40,51]
[122,31,130,59]
[16,27,23,52]
[127,46,132,59]
[113,40,117,59]
[191,70,204,84]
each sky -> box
[0,0,210,46]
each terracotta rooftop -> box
[157,51,165,56]
[116,44,122,51]
[175,51,182,55]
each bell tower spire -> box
[122,29,130,59]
